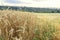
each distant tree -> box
[51,11,54,13]
[57,10,60,13]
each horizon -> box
[0,0,60,8]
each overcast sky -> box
[0,0,60,8]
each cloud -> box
[0,0,60,8]
[4,0,30,4]
[4,0,21,4]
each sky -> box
[0,0,60,8]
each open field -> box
[0,10,60,40]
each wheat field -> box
[0,10,60,40]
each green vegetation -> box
[0,6,60,13]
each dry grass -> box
[0,10,60,40]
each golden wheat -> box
[0,10,60,40]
